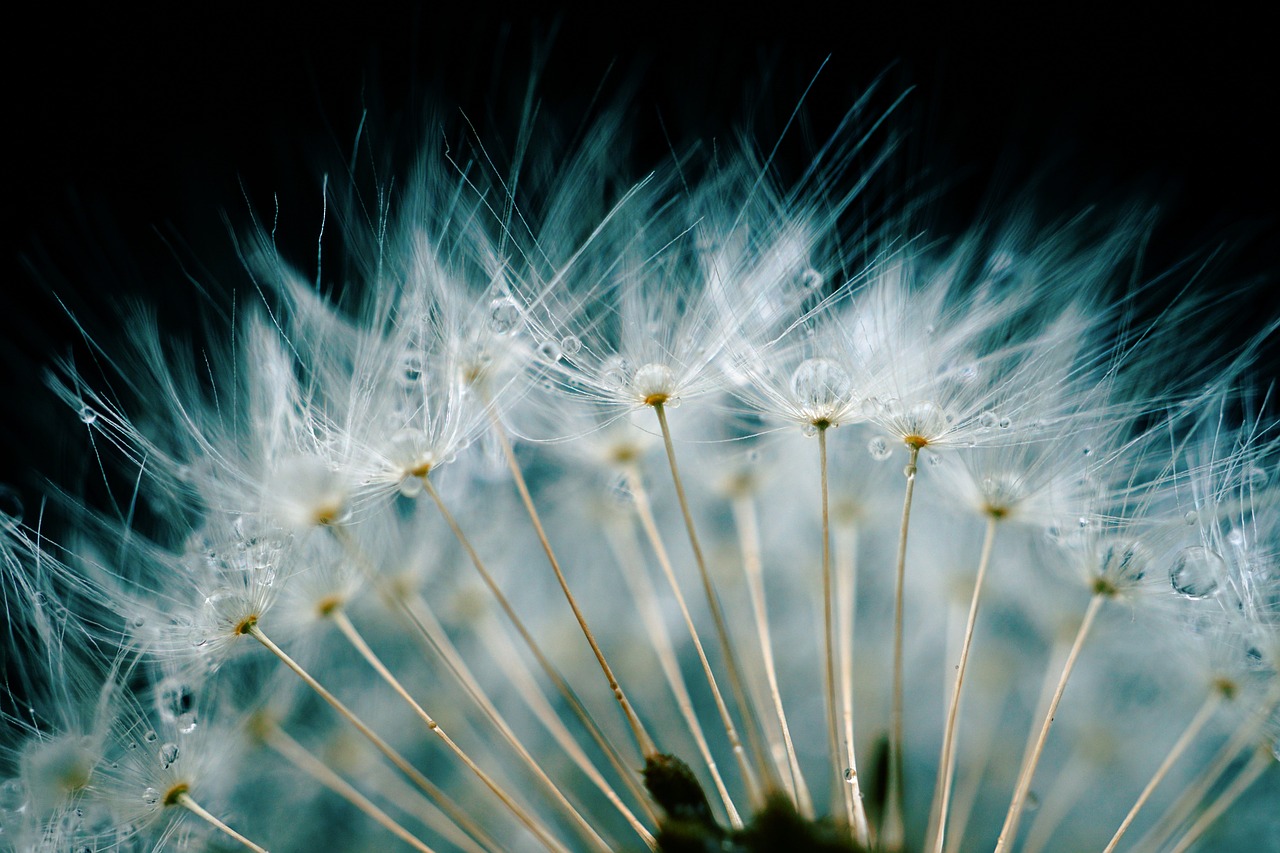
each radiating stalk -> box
[882,443,921,852]
[835,519,874,849]
[245,622,499,853]
[263,722,440,853]
[491,419,657,759]
[733,491,812,817]
[1102,687,1225,853]
[175,791,270,853]
[629,469,751,822]
[399,592,652,846]
[926,514,1000,853]
[993,593,1104,853]
[421,475,654,815]
[330,609,579,852]
[1133,685,1280,853]
[652,400,769,801]
[1167,744,1273,853]
[608,490,742,827]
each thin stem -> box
[397,593,649,847]
[883,443,920,853]
[652,400,769,802]
[263,722,439,853]
[732,491,812,818]
[613,481,742,827]
[993,593,1105,853]
[1167,744,1273,853]
[491,418,657,759]
[1133,685,1280,853]
[629,468,751,823]
[246,623,500,853]
[1020,743,1094,853]
[176,792,269,853]
[835,520,875,850]
[1102,688,1225,853]
[330,609,579,853]
[926,514,999,853]
[421,474,654,825]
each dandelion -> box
[5,50,1279,853]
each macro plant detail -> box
[2,75,1279,853]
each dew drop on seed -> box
[844,768,855,783]
[1078,516,1090,529]
[978,411,998,429]
[998,417,1012,429]
[868,437,892,461]
[1170,546,1225,600]
[0,485,23,530]
[398,476,424,498]
[801,268,823,290]
[488,297,521,334]
[632,363,676,399]
[33,591,46,607]
[1024,791,1040,813]
[802,423,818,437]
[0,779,26,811]
[143,730,157,744]
[159,743,179,769]
[79,405,97,425]
[560,335,582,357]
[401,356,423,383]
[1082,446,1092,456]
[160,681,194,721]
[177,713,198,734]
[790,358,851,412]
[600,356,630,390]
[1184,510,1199,526]
[141,787,159,806]
[536,340,562,362]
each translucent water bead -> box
[632,363,678,404]
[1169,546,1225,600]
[789,357,852,419]
[488,296,522,334]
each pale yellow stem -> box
[176,792,269,853]
[263,723,439,853]
[629,469,748,825]
[330,609,579,852]
[835,520,875,850]
[883,444,921,853]
[491,419,656,759]
[607,494,742,828]
[1167,744,1273,853]
[926,514,1000,853]
[994,593,1104,853]
[421,475,654,826]
[653,401,768,803]
[1103,689,1224,853]
[733,492,813,818]
[246,623,500,853]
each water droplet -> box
[998,417,1012,430]
[398,476,424,498]
[33,591,46,607]
[1025,790,1040,813]
[800,268,823,290]
[1078,516,1090,529]
[143,730,158,743]
[844,767,855,783]
[141,787,159,806]
[0,778,27,811]
[632,363,677,401]
[536,340,562,362]
[1082,446,1092,456]
[1184,510,1199,526]
[177,713,198,734]
[401,355,423,383]
[160,681,194,721]
[79,405,98,425]
[868,437,892,461]
[159,743,179,769]
[801,423,818,437]
[560,335,582,357]
[488,297,521,334]
[789,358,852,417]
[600,356,630,390]
[0,485,23,530]
[978,411,998,429]
[1170,546,1225,599]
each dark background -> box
[3,3,1277,500]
